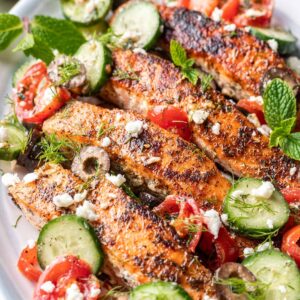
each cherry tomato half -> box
[237,98,266,125]
[221,0,240,21]
[282,225,300,267]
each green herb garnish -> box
[170,39,200,85]
[121,183,139,200]
[113,68,140,81]
[200,74,213,93]
[12,215,22,228]
[0,14,23,50]
[57,60,81,86]
[97,123,115,139]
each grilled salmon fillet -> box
[9,163,215,299]
[100,50,300,190]
[158,6,300,102]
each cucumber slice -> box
[130,282,192,300]
[60,0,112,25]
[37,215,103,274]
[111,0,162,50]
[223,178,289,238]
[0,124,27,161]
[76,20,108,40]
[12,59,38,87]
[243,249,300,300]
[251,27,297,55]
[74,40,112,92]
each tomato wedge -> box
[221,0,240,21]
[14,61,71,124]
[282,225,300,267]
[281,188,300,204]
[237,98,266,125]
[17,243,42,282]
[147,106,192,141]
[34,256,101,300]
[181,0,219,16]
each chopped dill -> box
[113,68,140,81]
[12,215,22,228]
[102,286,129,299]
[97,123,115,139]
[200,74,213,93]
[98,28,121,49]
[121,183,139,200]
[77,164,101,192]
[57,60,81,86]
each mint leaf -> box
[182,68,199,85]
[0,14,23,50]
[263,78,296,129]
[280,133,300,160]
[170,39,187,67]
[31,16,85,55]
[269,118,295,147]
[13,33,34,52]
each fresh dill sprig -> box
[12,215,22,228]
[77,164,101,192]
[57,60,81,86]
[121,183,139,200]
[97,123,115,139]
[38,134,81,164]
[98,28,121,49]
[102,286,129,300]
[112,68,140,81]
[201,74,213,93]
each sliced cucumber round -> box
[223,178,289,238]
[0,123,27,161]
[37,215,104,274]
[111,0,162,50]
[74,40,112,92]
[76,20,108,40]
[61,0,112,25]
[130,282,192,300]
[12,59,38,87]
[243,249,300,300]
[251,27,297,55]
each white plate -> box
[0,1,299,299]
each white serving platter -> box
[0,0,299,299]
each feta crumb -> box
[203,294,217,300]
[257,124,272,136]
[203,209,222,239]
[245,26,252,32]
[211,7,223,22]
[101,137,111,147]
[1,173,20,187]
[257,241,272,252]
[290,167,297,176]
[266,218,274,229]
[76,201,98,221]
[133,48,147,55]
[66,283,84,300]
[105,173,126,187]
[243,247,255,257]
[287,56,300,74]
[245,8,266,17]
[278,285,287,294]
[74,190,88,203]
[247,113,261,128]
[125,120,144,137]
[23,172,39,183]
[53,193,74,208]
[40,281,55,293]
[224,24,236,32]
[267,39,278,52]
[192,109,210,124]
[0,126,8,142]
[89,286,101,298]
[27,239,36,249]
[211,122,221,135]
[221,213,229,226]
[143,156,161,166]
[251,181,275,199]
[249,95,263,105]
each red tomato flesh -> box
[237,98,266,125]
[221,0,240,21]
[282,225,300,267]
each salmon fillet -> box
[158,6,299,102]
[9,163,215,299]
[99,50,300,190]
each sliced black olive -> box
[71,146,110,181]
[260,67,299,96]
[215,262,256,300]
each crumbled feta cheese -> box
[23,172,39,183]
[203,209,222,239]
[101,137,111,147]
[251,181,275,199]
[192,109,210,124]
[245,26,252,32]
[105,173,126,187]
[1,173,20,187]
[133,48,147,55]
[247,113,261,128]
[53,193,74,208]
[74,190,88,203]
[278,285,287,294]
[245,8,266,17]
[257,124,272,136]
[89,286,101,298]
[287,56,300,74]
[40,281,55,293]
[66,283,84,300]
[224,24,236,32]
[249,95,263,105]
[290,167,297,176]
[203,294,217,300]
[256,241,272,252]
[266,218,274,229]
[221,213,229,226]
[211,7,223,22]
[243,247,255,257]
[76,201,98,221]
[125,120,144,137]
[27,239,36,249]
[0,126,8,142]
[211,122,221,135]
[267,39,278,52]
[142,156,161,166]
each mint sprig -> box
[170,39,200,85]
[0,14,23,50]
[263,78,300,160]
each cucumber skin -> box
[223,178,289,238]
[96,44,113,91]
[37,215,104,274]
[251,27,297,55]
